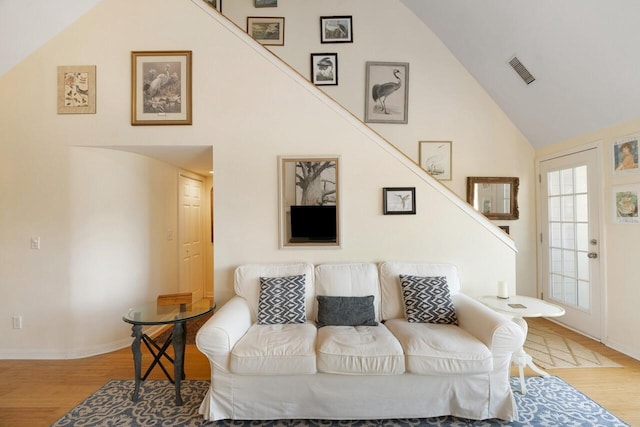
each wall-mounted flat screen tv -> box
[290,205,337,242]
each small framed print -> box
[57,65,96,114]
[203,0,221,12]
[131,50,192,125]
[247,16,285,46]
[365,61,409,124]
[255,0,277,7]
[612,135,639,176]
[419,141,452,180]
[320,16,353,43]
[612,185,640,224]
[310,53,338,86]
[383,187,416,215]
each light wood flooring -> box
[0,317,638,426]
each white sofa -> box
[196,262,524,422]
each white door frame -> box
[535,141,607,340]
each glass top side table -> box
[478,295,565,395]
[123,298,215,405]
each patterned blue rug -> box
[52,376,628,426]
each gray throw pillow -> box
[257,275,307,325]
[399,275,458,325]
[316,295,378,327]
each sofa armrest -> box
[196,296,253,371]
[453,293,524,355]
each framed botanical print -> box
[131,51,192,125]
[365,61,409,124]
[310,53,338,86]
[57,65,96,114]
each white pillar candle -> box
[497,281,509,299]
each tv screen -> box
[290,205,337,242]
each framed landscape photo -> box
[419,141,452,180]
[611,135,639,176]
[320,16,353,43]
[310,53,338,86]
[612,185,640,224]
[247,16,285,46]
[383,187,416,215]
[255,0,277,7]
[131,50,192,125]
[365,61,409,124]
[57,65,96,114]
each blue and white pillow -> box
[257,275,307,325]
[399,275,458,325]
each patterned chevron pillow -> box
[399,275,458,325]
[257,275,307,325]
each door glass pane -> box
[578,280,590,310]
[549,196,561,221]
[550,222,562,247]
[562,195,574,221]
[564,277,577,305]
[548,171,560,195]
[561,169,574,194]
[577,252,590,281]
[576,223,589,251]
[562,223,575,249]
[575,166,588,193]
[576,194,588,222]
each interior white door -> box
[179,173,204,301]
[539,148,602,339]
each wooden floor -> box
[0,317,638,426]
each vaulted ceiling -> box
[3,1,640,150]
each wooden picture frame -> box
[310,53,338,86]
[203,0,221,12]
[247,16,285,46]
[365,61,409,124]
[255,0,277,7]
[419,141,452,180]
[383,187,416,215]
[57,65,96,114]
[320,16,353,43]
[131,51,192,125]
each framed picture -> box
[310,53,338,86]
[247,16,285,46]
[612,185,640,224]
[57,65,96,114]
[365,61,409,124]
[255,0,277,7]
[419,141,452,180]
[612,135,639,176]
[383,187,416,215]
[131,51,192,125]
[498,225,510,235]
[203,0,221,12]
[320,16,353,43]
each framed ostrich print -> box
[279,156,340,248]
[131,51,192,125]
[365,61,409,124]
[57,65,96,114]
[320,16,353,43]
[310,53,338,86]
[383,187,416,215]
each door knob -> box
[588,252,598,259]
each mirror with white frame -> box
[279,156,340,247]
[466,176,519,220]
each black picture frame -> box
[310,53,338,86]
[383,187,416,215]
[320,16,353,43]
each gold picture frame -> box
[57,65,96,114]
[131,50,192,125]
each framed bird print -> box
[310,53,338,86]
[419,141,452,180]
[57,65,96,114]
[383,187,416,215]
[365,61,409,124]
[131,50,192,125]
[320,16,353,43]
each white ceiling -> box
[3,1,640,149]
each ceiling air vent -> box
[508,56,535,85]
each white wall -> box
[0,0,529,358]
[537,120,640,360]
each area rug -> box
[52,376,628,426]
[524,323,622,369]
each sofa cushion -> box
[316,325,405,375]
[316,295,378,327]
[234,263,315,321]
[385,318,492,375]
[257,275,306,325]
[230,322,317,375]
[399,275,458,325]
[379,262,461,321]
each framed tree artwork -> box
[131,50,192,125]
[365,61,409,124]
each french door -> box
[538,147,602,339]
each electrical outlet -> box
[12,316,22,329]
